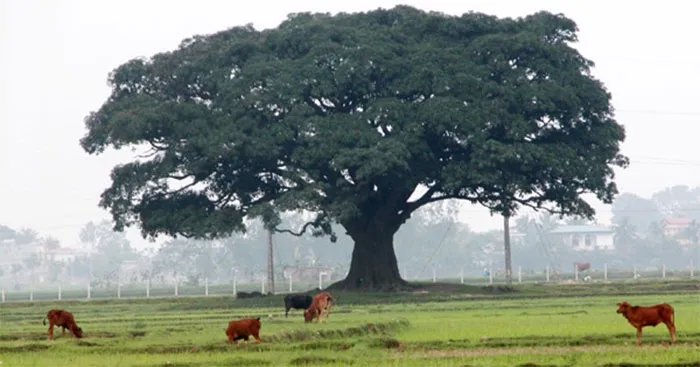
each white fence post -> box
[604,263,608,281]
[58,284,62,301]
[146,278,151,298]
[318,272,323,290]
[460,268,464,284]
[289,275,293,292]
[574,265,579,281]
[1,287,4,302]
[633,266,637,279]
[691,259,695,278]
[403,266,408,280]
[546,265,550,282]
[205,278,209,296]
[518,266,522,284]
[87,282,91,300]
[489,264,493,284]
[175,282,179,296]
[662,264,666,279]
[29,286,34,301]
[432,267,436,283]
[261,276,266,294]
[117,281,122,299]
[233,275,237,296]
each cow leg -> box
[636,328,642,346]
[47,323,55,340]
[664,321,676,343]
[325,302,333,322]
[253,332,262,343]
[316,307,323,323]
[285,307,289,318]
[62,326,67,336]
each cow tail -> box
[42,318,46,326]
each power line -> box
[616,109,700,117]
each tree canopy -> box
[80,6,628,290]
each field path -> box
[399,343,694,358]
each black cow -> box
[284,294,313,317]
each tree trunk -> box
[328,223,409,291]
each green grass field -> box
[0,281,699,367]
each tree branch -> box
[274,221,317,237]
[303,85,327,116]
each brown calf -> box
[43,309,83,340]
[225,317,262,344]
[616,301,676,345]
[304,291,333,323]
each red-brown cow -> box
[43,309,83,340]
[304,291,333,323]
[225,317,262,344]
[616,301,676,345]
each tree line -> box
[1,185,698,290]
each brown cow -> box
[225,317,262,344]
[616,301,676,345]
[43,309,83,340]
[574,262,591,272]
[304,291,333,323]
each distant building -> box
[548,224,615,251]
[662,217,694,244]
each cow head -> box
[303,308,316,323]
[616,301,631,314]
[74,327,84,338]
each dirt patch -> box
[289,356,354,366]
[297,340,356,351]
[88,331,118,338]
[76,340,101,347]
[130,330,147,337]
[266,319,409,343]
[369,337,402,349]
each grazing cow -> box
[574,262,591,272]
[304,291,334,323]
[225,317,262,344]
[616,301,676,345]
[284,294,313,318]
[43,309,83,340]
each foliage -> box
[611,193,663,236]
[80,6,627,288]
[81,6,626,236]
[651,185,700,219]
[78,220,138,285]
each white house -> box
[548,224,615,251]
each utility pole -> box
[504,214,512,284]
[267,230,274,294]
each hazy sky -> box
[1,0,698,250]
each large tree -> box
[80,6,627,290]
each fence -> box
[0,261,696,303]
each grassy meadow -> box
[0,281,699,367]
